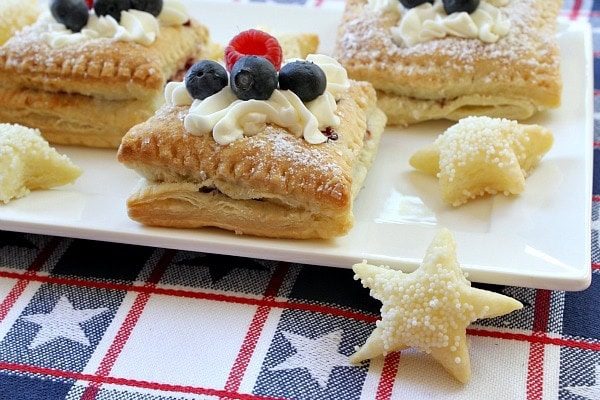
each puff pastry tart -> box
[117,47,387,239]
[0,0,213,148]
[334,0,562,126]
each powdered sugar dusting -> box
[336,0,560,74]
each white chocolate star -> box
[350,228,523,383]
[409,116,553,206]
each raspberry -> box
[224,29,283,72]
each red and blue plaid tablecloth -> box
[0,0,599,399]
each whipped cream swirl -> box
[166,54,351,146]
[369,0,511,46]
[42,0,189,48]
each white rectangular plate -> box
[0,2,593,290]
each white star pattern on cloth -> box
[21,295,108,349]
[564,364,600,398]
[270,330,353,387]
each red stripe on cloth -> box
[593,195,600,202]
[224,262,290,394]
[2,268,599,349]
[569,0,583,20]
[81,249,175,400]
[0,237,60,322]
[592,263,600,271]
[0,361,282,400]
[468,328,600,351]
[526,290,551,400]
[0,270,377,323]
[376,352,400,400]
[3,267,600,347]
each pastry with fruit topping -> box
[334,0,562,125]
[117,30,387,239]
[0,0,214,148]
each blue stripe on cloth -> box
[594,148,599,195]
[287,264,381,314]
[51,240,154,282]
[563,273,600,338]
[0,372,73,400]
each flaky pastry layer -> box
[0,16,211,100]
[117,81,387,239]
[0,87,163,148]
[334,0,563,125]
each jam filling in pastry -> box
[117,30,387,239]
[334,0,562,126]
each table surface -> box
[0,1,599,399]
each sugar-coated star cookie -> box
[350,228,523,383]
[410,116,553,206]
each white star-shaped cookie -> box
[350,228,523,383]
[409,116,553,206]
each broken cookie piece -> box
[0,123,81,203]
[409,116,553,206]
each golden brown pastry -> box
[0,2,214,148]
[334,0,562,126]
[117,79,387,239]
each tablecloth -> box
[0,0,598,399]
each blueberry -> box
[442,0,480,14]
[130,0,163,16]
[230,56,278,101]
[50,0,89,33]
[399,0,433,8]
[184,60,228,100]
[278,61,327,103]
[94,0,131,22]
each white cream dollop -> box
[368,0,511,46]
[42,0,189,48]
[166,54,350,146]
